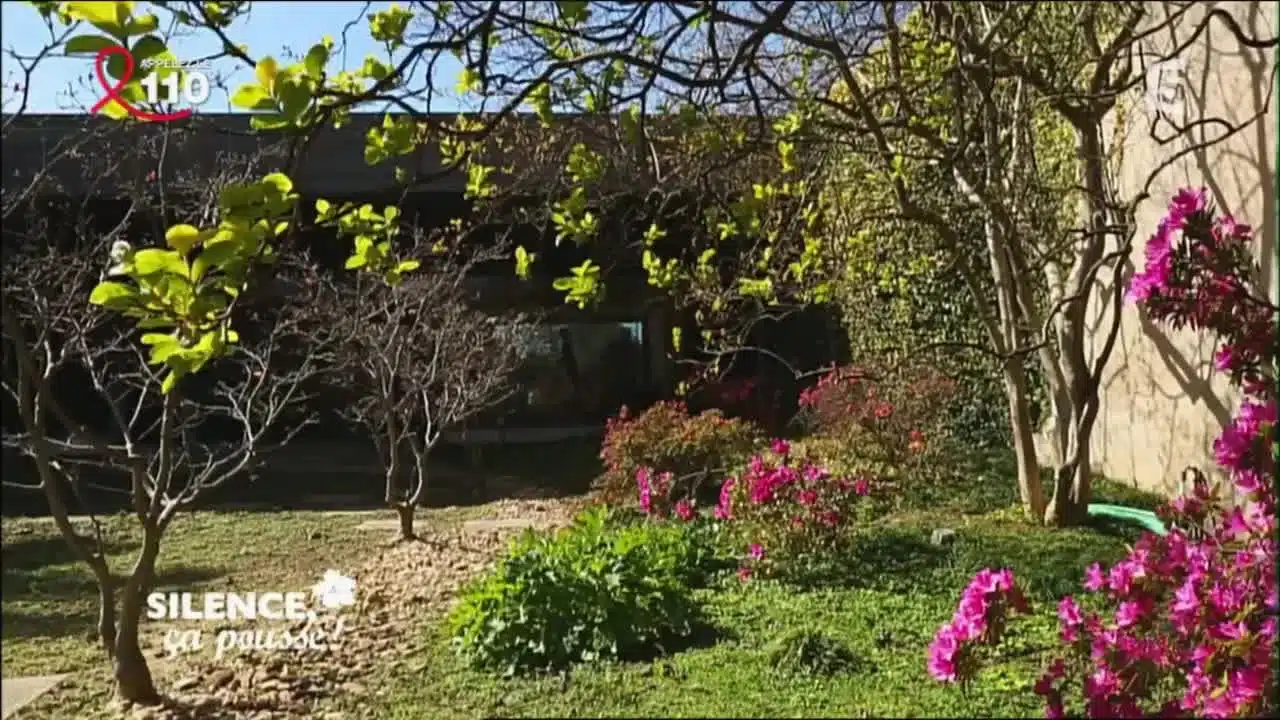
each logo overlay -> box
[90,44,211,122]
[148,570,357,660]
[1144,55,1186,121]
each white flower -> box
[311,570,357,610]
[109,240,132,263]
[106,241,132,277]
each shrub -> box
[715,439,873,582]
[929,190,1278,718]
[595,401,763,509]
[447,506,714,675]
[797,362,958,498]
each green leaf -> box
[160,371,178,394]
[231,84,275,111]
[132,248,189,277]
[64,1,129,38]
[344,255,368,270]
[250,114,290,131]
[457,67,482,94]
[64,34,117,55]
[261,172,294,195]
[164,224,204,254]
[89,281,137,307]
[304,42,330,79]
[255,57,279,93]
[395,259,421,274]
[558,0,589,25]
[276,75,312,121]
[193,240,240,275]
[514,246,536,279]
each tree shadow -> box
[1091,3,1275,494]
[2,564,226,640]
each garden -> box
[2,3,1276,719]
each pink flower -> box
[927,627,961,683]
[636,467,654,515]
[1083,562,1106,592]
[674,500,695,522]
[714,478,735,520]
[747,543,765,560]
[737,567,752,582]
[770,438,791,456]
[1114,598,1147,627]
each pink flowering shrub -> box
[594,401,762,508]
[928,189,1278,718]
[718,439,873,581]
[798,362,958,497]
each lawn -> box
[1,509,386,678]
[358,472,1165,719]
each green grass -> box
[0,509,384,677]
[361,467,1165,719]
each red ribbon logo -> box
[90,44,192,122]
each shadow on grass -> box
[621,618,729,664]
[781,509,1135,602]
[1,534,138,574]
[3,564,225,640]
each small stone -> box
[210,669,236,689]
[931,528,958,547]
[173,676,201,691]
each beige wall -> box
[1083,1,1276,497]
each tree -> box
[0,126,331,701]
[315,237,532,541]
[323,0,1273,527]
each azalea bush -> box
[797,362,958,497]
[707,440,873,582]
[928,189,1278,718]
[594,401,762,508]
[693,375,786,432]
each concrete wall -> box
[1084,1,1276,497]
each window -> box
[505,320,649,424]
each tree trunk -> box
[1002,362,1046,522]
[395,502,416,541]
[97,580,117,659]
[1042,121,1110,528]
[112,629,159,704]
[1044,458,1092,527]
[113,546,160,704]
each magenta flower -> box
[674,500,695,522]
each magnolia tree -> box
[314,237,532,541]
[0,127,332,701]
[927,191,1277,718]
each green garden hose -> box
[1087,503,1168,536]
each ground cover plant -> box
[445,505,725,676]
[369,471,1160,719]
